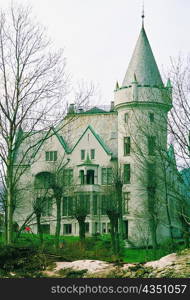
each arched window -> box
[34,172,55,189]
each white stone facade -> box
[14,24,183,247]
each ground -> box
[43,249,190,278]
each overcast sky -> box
[0,0,189,105]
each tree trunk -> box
[77,216,86,242]
[149,218,158,249]
[36,213,43,245]
[110,221,116,254]
[6,185,14,245]
[114,218,120,255]
[55,198,61,248]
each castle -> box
[14,17,185,247]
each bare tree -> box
[102,168,123,255]
[0,4,93,245]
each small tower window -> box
[148,136,156,155]
[147,163,156,187]
[124,164,131,184]
[124,113,129,123]
[149,112,154,122]
[124,137,131,155]
[123,192,130,213]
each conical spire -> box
[122,26,163,87]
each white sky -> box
[0,0,190,105]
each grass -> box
[0,233,185,264]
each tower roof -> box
[122,26,163,87]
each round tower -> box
[114,21,172,246]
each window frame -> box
[91,149,95,159]
[124,112,129,123]
[45,151,57,161]
[81,149,85,160]
[149,112,154,122]
[124,137,131,156]
[124,164,131,184]
[123,192,130,214]
[101,168,113,185]
[148,136,156,156]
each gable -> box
[71,125,112,156]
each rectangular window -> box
[40,197,52,216]
[124,164,131,184]
[124,137,131,155]
[45,151,57,161]
[77,194,90,214]
[102,168,113,185]
[68,197,73,216]
[124,113,129,123]
[147,163,156,187]
[79,170,85,185]
[101,195,108,215]
[123,192,130,213]
[149,112,154,122]
[85,222,89,233]
[81,149,85,160]
[62,197,73,216]
[93,195,98,215]
[62,197,68,216]
[91,149,95,159]
[40,224,50,234]
[63,169,73,185]
[148,136,156,155]
[102,223,106,233]
[63,224,72,234]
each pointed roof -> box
[122,26,163,87]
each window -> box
[148,136,156,155]
[85,222,89,233]
[79,170,85,184]
[147,163,156,187]
[102,223,106,233]
[149,112,154,122]
[124,113,129,123]
[62,197,74,216]
[86,170,94,184]
[45,151,57,161]
[81,149,85,160]
[101,195,107,215]
[102,168,113,185]
[63,224,72,234]
[40,224,50,234]
[124,137,131,155]
[91,149,95,159]
[124,164,131,184]
[63,169,73,185]
[35,172,54,189]
[93,195,98,215]
[37,197,52,217]
[76,194,90,214]
[123,192,130,213]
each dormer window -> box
[124,137,130,155]
[91,149,95,159]
[81,149,85,160]
[45,151,57,161]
